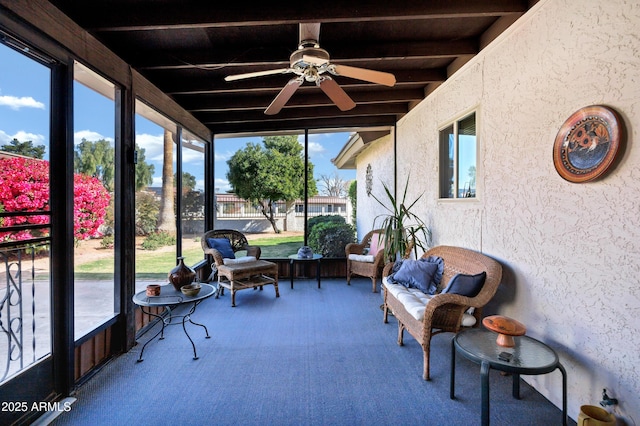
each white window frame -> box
[438,110,478,200]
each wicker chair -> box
[382,245,502,380]
[201,229,279,307]
[345,229,386,292]
[201,229,261,267]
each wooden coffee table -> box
[216,260,279,307]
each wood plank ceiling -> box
[48,0,536,137]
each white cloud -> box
[0,129,46,146]
[308,141,325,155]
[182,148,203,164]
[214,178,230,192]
[135,133,164,162]
[298,133,327,156]
[215,150,234,162]
[74,130,113,145]
[0,95,45,110]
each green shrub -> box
[141,231,176,250]
[308,221,355,258]
[100,235,114,249]
[135,191,160,236]
[307,215,346,235]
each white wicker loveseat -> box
[382,245,502,380]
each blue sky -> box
[0,42,355,193]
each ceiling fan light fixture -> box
[290,48,329,69]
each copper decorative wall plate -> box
[553,105,623,183]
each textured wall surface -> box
[357,0,640,421]
[354,132,395,241]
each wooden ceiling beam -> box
[158,69,446,95]
[210,115,399,136]
[178,88,425,111]
[195,103,408,124]
[134,39,477,70]
[57,0,528,31]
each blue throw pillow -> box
[207,238,235,259]
[442,271,486,297]
[389,256,444,295]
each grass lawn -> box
[74,234,305,277]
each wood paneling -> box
[74,328,112,381]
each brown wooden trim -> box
[0,0,211,142]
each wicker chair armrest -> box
[382,261,395,277]
[422,292,477,326]
[245,245,261,259]
[203,247,224,266]
[345,241,367,256]
[372,251,386,267]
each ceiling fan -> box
[224,23,396,115]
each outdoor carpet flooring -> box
[53,278,572,426]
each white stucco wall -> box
[354,132,395,240]
[358,0,640,422]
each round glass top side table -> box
[288,254,323,289]
[450,328,567,426]
[132,283,215,362]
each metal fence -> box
[0,212,51,384]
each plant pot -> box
[577,405,615,426]
[168,256,196,291]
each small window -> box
[439,112,477,198]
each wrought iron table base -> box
[132,284,215,362]
[136,301,210,362]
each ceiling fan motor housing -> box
[290,47,330,71]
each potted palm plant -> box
[371,176,432,261]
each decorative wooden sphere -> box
[482,315,526,347]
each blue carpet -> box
[53,279,572,426]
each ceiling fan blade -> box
[318,77,356,111]
[302,55,329,67]
[265,77,303,115]
[330,64,396,87]
[299,23,320,44]
[225,68,291,82]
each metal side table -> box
[288,254,323,289]
[132,283,215,362]
[451,328,567,426]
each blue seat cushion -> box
[207,238,235,259]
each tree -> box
[74,138,115,191]
[157,129,175,234]
[0,138,46,159]
[73,139,154,192]
[176,171,197,192]
[227,135,317,233]
[134,143,155,192]
[317,171,349,197]
[348,180,357,224]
